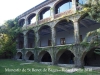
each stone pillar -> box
[23,18,28,27]
[51,26,57,65]
[16,38,19,49]
[74,57,84,68]
[73,20,80,44]
[72,0,77,12]
[36,14,39,25]
[51,26,56,46]
[23,31,28,48]
[35,29,39,48]
[50,7,55,20]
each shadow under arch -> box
[25,51,34,60]
[83,47,100,66]
[56,49,75,64]
[54,19,74,45]
[17,33,24,49]
[16,52,22,59]
[18,19,25,27]
[38,50,52,62]
[26,30,35,48]
[38,25,52,47]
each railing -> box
[22,22,36,30]
[23,9,74,28]
[38,17,51,25]
[27,22,36,27]
[54,9,74,19]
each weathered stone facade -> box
[16,0,100,68]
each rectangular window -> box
[48,40,51,46]
[80,35,83,42]
[60,38,66,45]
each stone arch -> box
[38,6,51,20]
[18,19,25,27]
[17,33,24,49]
[16,52,22,59]
[38,25,52,47]
[38,50,52,62]
[27,13,36,24]
[25,51,34,60]
[54,0,72,14]
[54,19,73,28]
[54,19,74,45]
[26,30,35,48]
[78,13,100,42]
[82,47,100,66]
[56,49,75,64]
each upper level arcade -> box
[17,0,85,27]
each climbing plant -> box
[0,18,21,59]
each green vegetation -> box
[0,59,100,75]
[0,19,21,58]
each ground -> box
[0,59,100,75]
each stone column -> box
[50,7,55,20]
[51,47,57,65]
[35,29,40,48]
[23,18,28,27]
[73,20,80,44]
[23,31,28,48]
[16,38,19,49]
[51,26,57,65]
[74,57,84,68]
[51,26,56,46]
[72,0,77,12]
[36,14,39,25]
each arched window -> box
[19,19,25,27]
[27,13,36,24]
[55,0,72,14]
[39,7,50,20]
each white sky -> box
[0,0,45,25]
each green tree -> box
[80,0,100,54]
[80,0,100,22]
[0,18,21,59]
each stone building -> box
[16,0,100,68]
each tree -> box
[0,18,21,59]
[80,0,100,22]
[80,0,100,54]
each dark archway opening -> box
[39,26,51,47]
[19,19,25,27]
[17,52,22,59]
[55,19,74,45]
[41,52,52,62]
[17,33,24,49]
[19,55,22,59]
[27,30,35,48]
[58,50,74,64]
[29,54,34,60]
[84,48,100,66]
[26,51,34,60]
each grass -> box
[0,59,100,75]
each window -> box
[48,40,51,46]
[60,38,66,45]
[80,35,83,42]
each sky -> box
[0,0,45,25]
